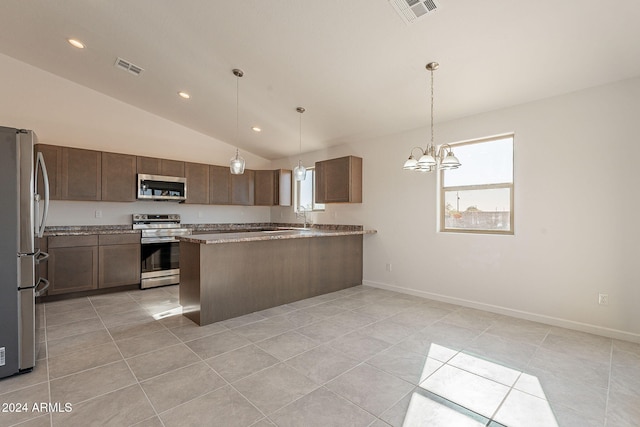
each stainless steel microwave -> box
[137,174,187,201]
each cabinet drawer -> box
[48,235,98,248]
[98,233,141,245]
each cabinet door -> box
[210,165,230,205]
[48,235,99,295]
[230,169,255,205]
[185,162,210,204]
[102,152,136,202]
[254,170,276,206]
[315,156,362,203]
[62,147,101,201]
[137,156,184,177]
[160,159,185,177]
[99,244,141,288]
[35,144,62,200]
[277,169,292,207]
[136,156,161,175]
[314,160,327,204]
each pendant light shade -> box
[230,148,245,175]
[294,160,307,181]
[293,106,307,181]
[230,68,245,175]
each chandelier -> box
[403,62,461,172]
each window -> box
[294,167,325,212]
[440,134,514,234]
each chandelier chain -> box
[430,66,434,146]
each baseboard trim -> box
[363,280,640,344]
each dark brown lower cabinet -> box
[98,234,141,288]
[48,235,99,295]
[46,233,141,295]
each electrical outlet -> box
[95,210,102,218]
[386,263,392,272]
[198,211,204,218]
[598,293,608,305]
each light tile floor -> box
[1,285,639,427]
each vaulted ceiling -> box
[1,1,639,159]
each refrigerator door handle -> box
[35,251,49,264]
[35,151,50,238]
[34,278,50,297]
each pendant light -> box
[293,106,307,181]
[230,68,246,175]
[403,62,461,172]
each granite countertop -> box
[43,226,140,236]
[43,223,369,236]
[178,228,376,245]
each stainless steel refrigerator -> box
[0,126,50,379]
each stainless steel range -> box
[133,214,191,289]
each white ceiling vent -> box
[390,0,441,24]
[114,57,144,76]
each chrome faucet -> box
[296,205,312,228]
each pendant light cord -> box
[236,74,239,149]
[299,112,302,155]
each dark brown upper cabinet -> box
[254,169,292,206]
[315,155,362,204]
[185,162,210,204]
[35,143,297,206]
[35,144,62,200]
[137,156,185,177]
[210,165,231,205]
[62,147,102,201]
[230,169,255,206]
[254,170,276,206]
[102,152,136,202]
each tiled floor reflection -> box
[1,285,639,426]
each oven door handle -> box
[141,237,180,244]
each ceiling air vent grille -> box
[390,0,441,24]
[114,57,144,76]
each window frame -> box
[439,134,515,235]
[294,166,325,213]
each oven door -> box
[140,239,180,288]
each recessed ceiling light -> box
[252,126,261,132]
[67,38,85,49]
[178,91,191,99]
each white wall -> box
[0,52,272,225]
[46,201,270,226]
[273,76,640,342]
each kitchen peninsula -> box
[178,226,375,325]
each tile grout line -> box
[87,295,167,427]
[44,300,53,427]
[603,339,614,427]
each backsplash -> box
[46,200,271,226]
